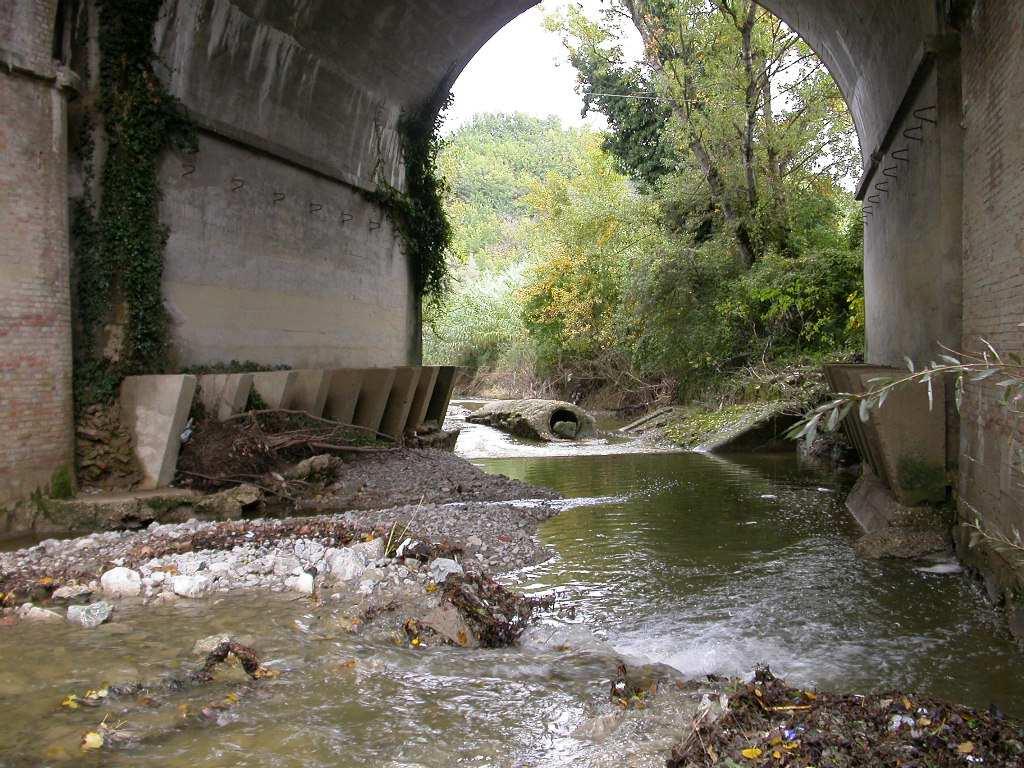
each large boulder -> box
[101,567,142,597]
[466,399,596,442]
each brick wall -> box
[959,0,1024,549]
[0,22,74,521]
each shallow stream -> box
[1,404,1023,766]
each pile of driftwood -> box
[177,409,397,492]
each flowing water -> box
[2,404,1023,766]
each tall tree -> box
[550,0,859,266]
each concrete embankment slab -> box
[825,364,946,505]
[324,369,364,424]
[408,366,440,432]
[120,375,197,489]
[425,366,458,426]
[353,368,397,434]
[380,367,421,439]
[251,371,298,410]
[290,369,330,417]
[197,373,253,421]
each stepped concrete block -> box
[380,367,422,438]
[424,366,458,426]
[290,369,330,417]
[353,368,397,435]
[251,371,298,409]
[407,366,440,432]
[120,375,197,490]
[324,369,364,424]
[197,373,253,421]
[825,364,947,505]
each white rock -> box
[273,555,301,577]
[351,538,385,561]
[17,604,64,623]
[52,584,93,601]
[100,567,142,597]
[286,572,315,594]
[150,571,166,584]
[171,574,211,599]
[66,601,112,629]
[192,633,233,656]
[324,547,367,582]
[466,535,483,548]
[429,558,463,584]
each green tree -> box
[550,0,860,265]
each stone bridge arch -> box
[1,0,1022,591]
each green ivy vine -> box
[368,95,454,303]
[72,0,194,409]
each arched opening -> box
[429,1,873,411]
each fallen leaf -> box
[61,694,79,710]
[958,742,974,754]
[741,747,763,759]
[81,731,104,751]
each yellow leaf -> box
[772,751,782,759]
[225,692,239,703]
[456,629,468,647]
[177,703,191,718]
[741,747,763,759]
[783,741,800,750]
[958,742,974,754]
[38,577,54,586]
[425,582,438,593]
[901,696,913,711]
[61,695,80,709]
[917,717,932,727]
[81,731,104,751]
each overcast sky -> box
[443,2,613,134]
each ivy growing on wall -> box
[72,0,194,409]
[369,95,454,303]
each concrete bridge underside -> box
[1,0,1022,584]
